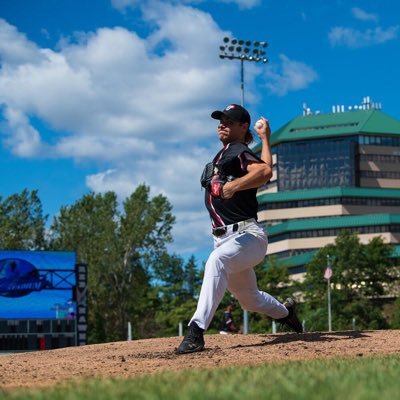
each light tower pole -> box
[219,37,268,108]
[218,37,268,335]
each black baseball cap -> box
[211,104,251,125]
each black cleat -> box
[276,297,303,333]
[176,322,205,354]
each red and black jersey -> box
[204,142,263,228]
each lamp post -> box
[219,37,268,335]
[219,37,268,108]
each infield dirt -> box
[1,330,400,390]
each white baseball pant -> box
[189,220,289,330]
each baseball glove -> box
[210,175,226,199]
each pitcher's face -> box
[217,117,248,144]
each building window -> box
[358,135,400,147]
[359,154,400,164]
[360,170,400,179]
[268,224,400,243]
[277,138,357,191]
[259,196,400,211]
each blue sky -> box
[1,0,399,264]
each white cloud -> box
[111,0,261,11]
[263,54,318,96]
[111,0,138,11]
[0,12,237,157]
[85,146,215,253]
[54,135,155,161]
[0,3,265,256]
[219,0,261,9]
[1,107,45,157]
[329,25,399,48]
[351,7,379,23]
[0,18,42,66]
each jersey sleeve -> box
[237,150,264,171]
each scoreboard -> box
[0,250,87,351]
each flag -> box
[324,257,332,280]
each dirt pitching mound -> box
[1,330,400,390]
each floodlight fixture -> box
[218,36,268,107]
[218,37,269,65]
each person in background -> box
[219,303,240,334]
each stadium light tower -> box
[219,37,268,107]
[219,37,268,335]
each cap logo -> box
[225,105,236,111]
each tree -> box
[249,256,294,333]
[49,191,121,342]
[154,254,203,336]
[182,255,202,300]
[390,297,400,329]
[0,189,47,250]
[256,255,292,300]
[302,231,396,331]
[49,185,175,342]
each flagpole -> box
[327,255,332,332]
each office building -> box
[254,98,400,280]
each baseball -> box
[255,119,264,129]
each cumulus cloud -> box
[0,4,252,254]
[111,0,141,11]
[85,146,214,253]
[329,25,399,48]
[0,18,43,65]
[351,7,379,23]
[219,0,261,9]
[111,0,261,11]
[263,54,318,96]
[0,9,237,159]
[1,107,45,157]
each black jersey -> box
[204,142,263,227]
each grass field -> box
[1,354,399,400]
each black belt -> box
[212,223,240,237]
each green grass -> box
[1,354,400,400]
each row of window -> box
[269,224,400,244]
[359,154,400,164]
[255,135,400,158]
[272,249,317,259]
[278,176,355,192]
[360,170,400,179]
[259,196,400,211]
[358,135,400,147]
[289,122,358,133]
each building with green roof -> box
[254,98,400,280]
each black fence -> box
[0,319,76,351]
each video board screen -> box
[0,250,76,319]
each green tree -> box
[182,255,202,300]
[390,297,400,329]
[154,254,203,336]
[49,191,121,342]
[249,256,294,333]
[257,256,292,300]
[302,231,396,332]
[49,185,175,342]
[0,189,47,250]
